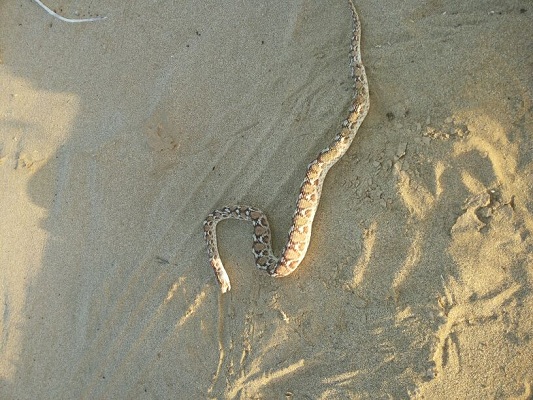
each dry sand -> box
[1,0,532,398]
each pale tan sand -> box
[1,0,532,398]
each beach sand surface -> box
[1,0,532,398]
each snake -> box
[203,0,369,293]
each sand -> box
[1,0,532,398]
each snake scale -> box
[203,0,369,293]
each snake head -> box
[212,259,231,293]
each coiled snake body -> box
[203,0,369,293]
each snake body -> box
[203,0,369,293]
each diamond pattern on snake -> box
[203,0,369,293]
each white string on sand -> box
[33,0,106,23]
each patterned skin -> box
[203,0,369,293]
